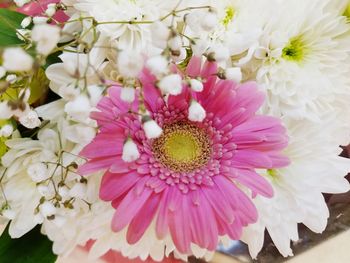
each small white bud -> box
[200,12,217,32]
[19,110,41,129]
[2,47,33,72]
[146,55,168,76]
[120,86,136,103]
[58,186,70,199]
[117,50,144,78]
[254,47,269,59]
[33,16,49,24]
[37,185,53,197]
[208,44,230,63]
[192,39,209,57]
[0,66,6,79]
[171,47,187,63]
[32,24,61,55]
[6,74,17,83]
[122,138,140,162]
[143,119,163,139]
[168,35,182,51]
[188,100,206,122]
[0,124,14,138]
[69,182,87,199]
[2,208,16,220]
[45,6,56,17]
[158,74,183,95]
[21,17,32,28]
[40,201,57,217]
[225,67,242,82]
[189,79,203,92]
[14,0,30,7]
[27,163,49,183]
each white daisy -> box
[241,118,350,258]
[249,0,350,121]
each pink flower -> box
[18,0,68,23]
[79,56,289,254]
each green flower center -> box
[222,6,235,27]
[343,3,350,20]
[282,36,307,62]
[153,122,211,172]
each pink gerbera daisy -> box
[79,56,289,255]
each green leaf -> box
[0,9,27,47]
[0,224,57,263]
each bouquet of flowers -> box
[0,0,350,262]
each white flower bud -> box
[2,47,33,72]
[6,74,17,83]
[168,35,182,51]
[19,110,41,129]
[32,24,61,55]
[40,201,57,217]
[158,74,182,95]
[27,163,49,183]
[208,44,230,63]
[200,12,217,32]
[37,185,53,197]
[14,0,30,7]
[33,16,49,25]
[120,86,136,103]
[21,16,32,28]
[45,5,56,17]
[0,124,14,138]
[143,119,163,139]
[122,138,140,162]
[192,39,209,57]
[2,208,16,220]
[146,55,168,76]
[0,66,6,79]
[188,100,206,122]
[58,186,70,199]
[117,50,144,78]
[254,47,269,59]
[171,47,187,63]
[69,182,87,199]
[225,67,242,82]
[189,79,203,92]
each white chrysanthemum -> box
[241,118,350,258]
[250,0,350,121]
[72,0,173,51]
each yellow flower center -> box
[282,35,307,62]
[153,122,211,172]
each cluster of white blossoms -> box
[0,0,350,262]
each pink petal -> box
[80,133,124,159]
[112,187,152,232]
[168,195,191,253]
[127,193,161,244]
[186,56,202,77]
[78,156,117,175]
[228,169,273,198]
[100,172,139,201]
